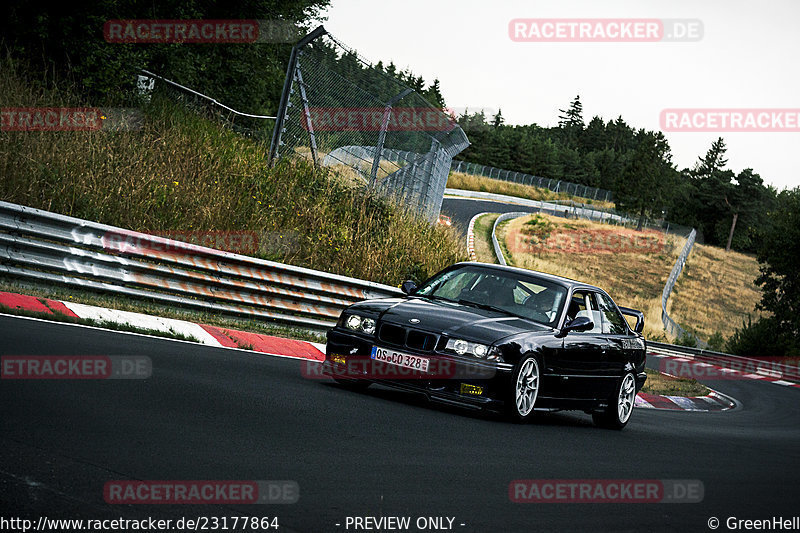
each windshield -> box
[415,265,567,327]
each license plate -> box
[371,346,430,373]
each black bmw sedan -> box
[323,262,647,429]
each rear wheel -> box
[593,372,636,430]
[505,355,540,422]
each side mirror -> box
[563,316,593,334]
[401,280,418,295]
[618,306,645,334]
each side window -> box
[566,291,587,321]
[569,291,602,334]
[597,292,628,335]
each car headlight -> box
[346,314,362,331]
[453,339,469,355]
[362,318,376,335]
[344,314,376,335]
[446,339,494,359]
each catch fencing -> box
[137,69,276,143]
[269,27,470,222]
[451,160,613,203]
[0,202,401,333]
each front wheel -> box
[505,355,540,422]
[593,372,636,430]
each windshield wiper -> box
[414,293,452,303]
[458,299,508,315]
[457,299,532,320]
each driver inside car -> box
[528,289,559,322]
[466,276,516,309]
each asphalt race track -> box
[1,315,799,532]
[441,197,540,232]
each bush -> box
[725,316,798,357]
[675,330,699,348]
[707,331,726,351]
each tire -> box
[593,372,636,430]
[333,377,371,391]
[505,355,541,422]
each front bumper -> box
[324,328,513,411]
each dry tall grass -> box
[499,214,685,341]
[446,172,616,209]
[668,243,762,339]
[472,213,500,263]
[0,55,464,286]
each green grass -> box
[447,172,616,209]
[641,368,710,397]
[0,53,465,289]
[472,213,500,263]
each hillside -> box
[492,213,762,343]
[498,213,683,340]
[668,243,763,340]
[0,56,464,287]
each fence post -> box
[294,58,318,167]
[370,88,413,186]
[269,25,327,165]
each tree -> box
[614,131,674,230]
[754,188,800,339]
[693,137,728,178]
[558,95,584,148]
[558,95,584,129]
[492,108,505,128]
[0,0,332,113]
[423,78,446,109]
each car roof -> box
[454,262,602,292]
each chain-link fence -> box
[269,27,470,222]
[451,160,614,204]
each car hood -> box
[350,297,553,344]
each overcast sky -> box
[321,0,799,190]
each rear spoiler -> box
[618,306,644,334]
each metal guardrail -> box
[451,160,614,203]
[648,341,800,383]
[0,202,402,332]
[660,229,706,347]
[491,212,529,266]
[445,189,626,224]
